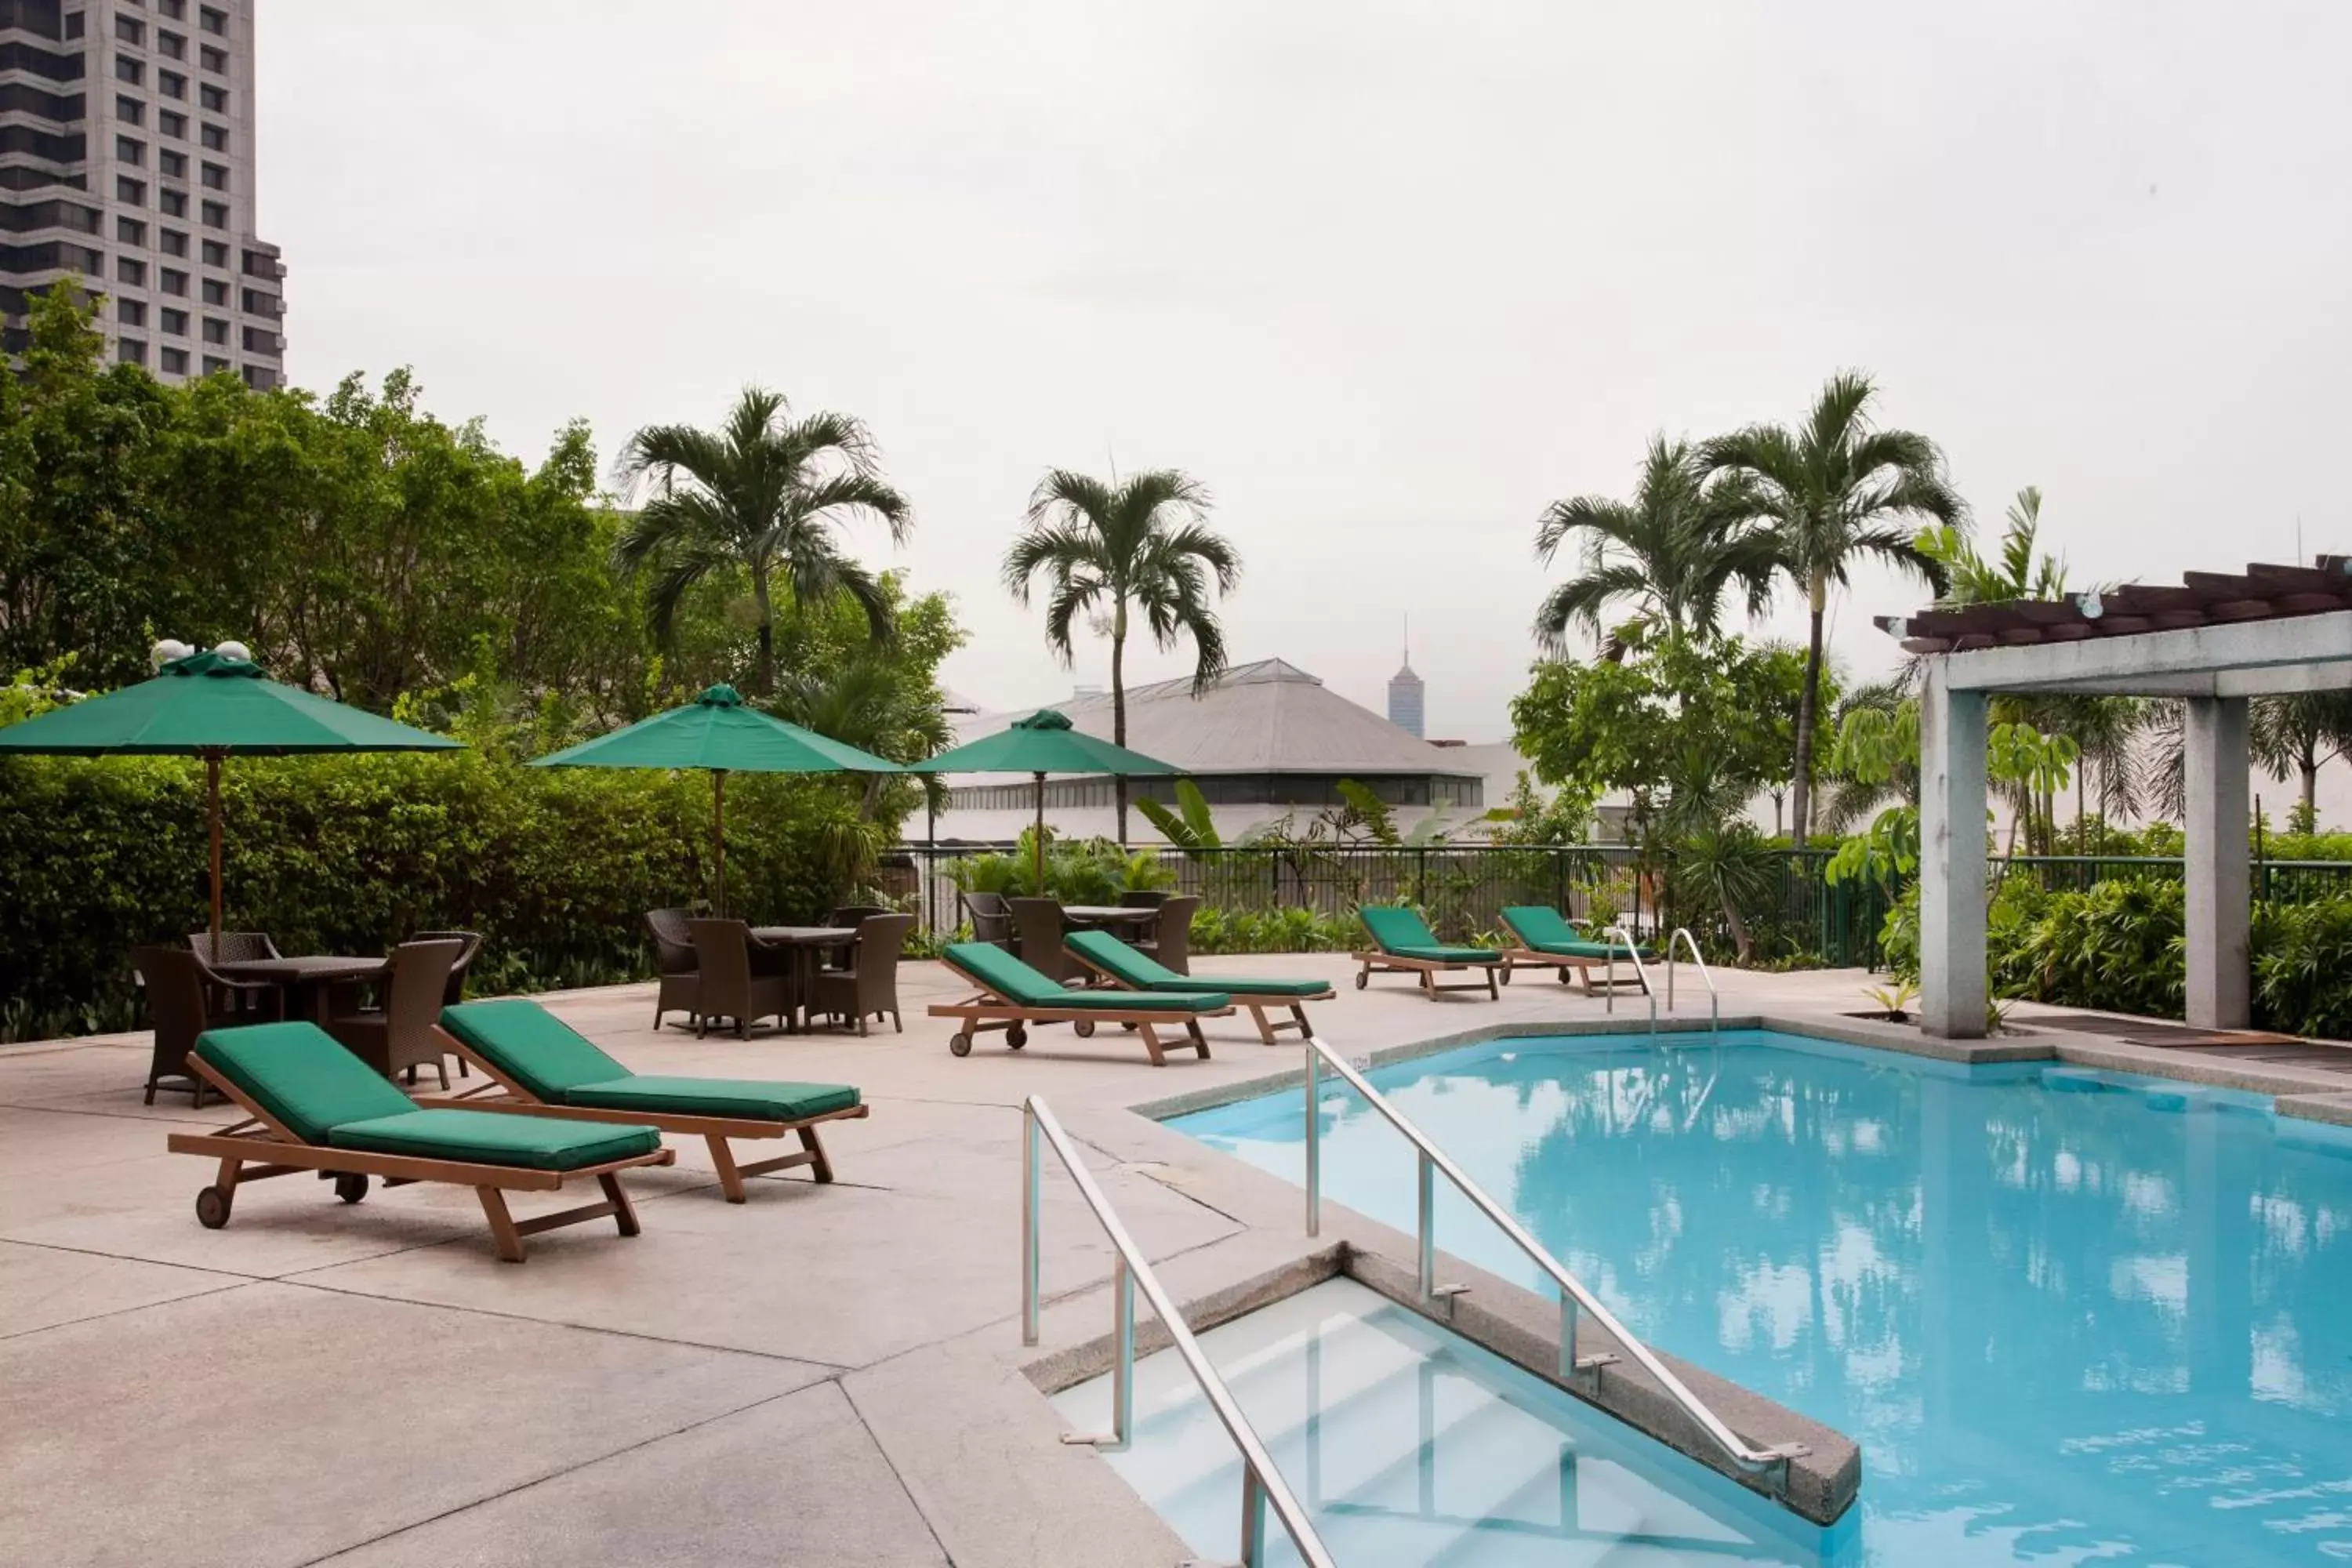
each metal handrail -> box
[1598,924,1657,1036]
[1300,1036,1806,1497]
[1022,1097,1336,1568]
[1664,927,1720,1035]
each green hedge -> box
[0,752,884,1042]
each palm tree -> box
[1532,437,1771,659]
[614,387,912,696]
[1003,468,1240,842]
[2252,692,2352,831]
[1700,373,1964,846]
[770,655,954,819]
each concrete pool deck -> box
[4,953,2346,1565]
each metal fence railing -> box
[1994,855,2352,905]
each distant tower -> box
[1387,626,1425,739]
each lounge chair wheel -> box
[1073,1018,1095,1038]
[334,1173,369,1205]
[1354,971,1367,990]
[195,1185,231,1229]
[1499,968,1512,985]
[1558,967,1573,984]
[1007,1025,1029,1049]
[949,1031,973,1058]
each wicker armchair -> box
[960,891,1014,949]
[646,908,699,1029]
[136,946,275,1107]
[411,931,484,1076]
[1008,898,1074,983]
[810,913,914,1036]
[186,930,281,1017]
[1138,894,1199,975]
[688,919,790,1039]
[325,939,466,1086]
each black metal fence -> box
[1994,855,2352,906]
[883,844,1895,968]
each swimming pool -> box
[1171,1030,2352,1566]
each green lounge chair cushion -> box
[564,1076,861,1122]
[1386,943,1502,964]
[1357,906,1494,963]
[1065,931,1329,996]
[441,998,631,1100]
[328,1108,662,1171]
[943,942,1229,1011]
[194,1022,418,1145]
[1499,906,1651,960]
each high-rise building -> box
[1386,645,1425,739]
[0,0,285,387]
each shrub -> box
[0,750,891,1042]
[1189,906,1362,956]
[1987,876,2185,1018]
[2253,899,2352,1040]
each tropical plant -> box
[1135,777,1222,851]
[1860,977,1918,1021]
[1669,819,1778,961]
[614,387,913,695]
[1002,467,1240,841]
[1530,437,1772,658]
[2251,691,2352,832]
[1915,486,2066,607]
[1700,372,1964,845]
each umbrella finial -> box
[212,640,252,663]
[152,638,194,670]
[1014,709,1075,731]
[696,684,746,708]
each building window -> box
[200,123,226,151]
[201,317,227,344]
[239,325,273,353]
[202,354,227,374]
[161,346,187,374]
[158,69,184,99]
[118,338,147,367]
[198,45,226,74]
[161,0,185,19]
[201,238,226,266]
[116,57,143,85]
[116,95,145,125]
[239,288,274,314]
[159,149,185,178]
[157,29,183,59]
[118,256,145,285]
[115,135,144,165]
[160,188,186,216]
[200,199,226,228]
[160,227,187,256]
[115,15,143,45]
[64,11,85,39]
[115,176,145,204]
[201,276,226,305]
[160,266,187,295]
[241,365,274,390]
[200,5,226,34]
[116,216,145,243]
[159,110,185,138]
[118,298,147,327]
[199,162,225,191]
[162,307,187,335]
[199,82,227,111]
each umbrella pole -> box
[1033,771,1046,895]
[713,769,728,918]
[205,750,224,961]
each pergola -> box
[1881,559,2352,1038]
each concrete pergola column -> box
[2183,695,2251,1029]
[1918,662,1988,1038]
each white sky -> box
[263,2,2352,744]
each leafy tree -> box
[1531,437,1770,658]
[615,387,913,696]
[1915,486,2065,606]
[1002,467,1240,840]
[1136,778,1222,851]
[768,575,964,819]
[1700,372,1963,846]
[2251,692,2352,833]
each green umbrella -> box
[908,709,1179,891]
[0,645,460,957]
[530,683,902,916]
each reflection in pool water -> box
[1171,1033,2352,1566]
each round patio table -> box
[210,955,387,1024]
[1058,906,1159,925]
[749,927,858,1033]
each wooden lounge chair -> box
[1496,906,1655,995]
[164,1021,674,1262]
[930,942,1235,1065]
[424,998,868,1203]
[1352,906,1501,999]
[1064,930,1334,1045]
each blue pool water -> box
[1171,1031,2352,1566]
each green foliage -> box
[1986,877,2186,1018]
[1484,771,1597,846]
[1188,905,1363,956]
[0,750,886,1043]
[2252,900,2352,1040]
[1136,778,1221,851]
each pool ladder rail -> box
[1020,1096,1337,1568]
[1599,925,1720,1039]
[1301,1033,1808,1502]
